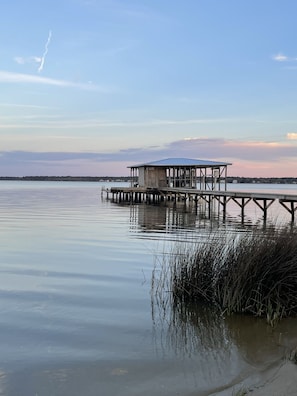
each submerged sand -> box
[246,360,297,396]
[213,359,297,396]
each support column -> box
[232,197,252,220]
[253,199,275,222]
[279,200,297,222]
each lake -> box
[0,181,296,395]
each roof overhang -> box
[128,157,232,169]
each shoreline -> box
[208,358,297,396]
[249,359,297,395]
[0,176,297,184]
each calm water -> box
[0,181,297,395]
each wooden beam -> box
[279,200,297,222]
[253,198,275,221]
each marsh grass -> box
[152,227,297,325]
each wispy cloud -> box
[272,53,297,63]
[38,30,52,73]
[0,70,112,92]
[14,30,52,73]
[14,56,26,65]
[162,137,297,162]
[0,102,52,109]
[0,116,241,131]
[287,133,297,140]
[14,56,41,66]
[273,53,289,62]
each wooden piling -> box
[107,186,297,223]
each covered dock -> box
[129,158,231,191]
[106,158,297,222]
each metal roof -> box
[129,157,232,168]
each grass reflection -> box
[151,287,232,361]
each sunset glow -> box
[1,1,297,177]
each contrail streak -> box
[38,30,52,73]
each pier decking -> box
[107,186,297,222]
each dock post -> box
[208,196,212,219]
[263,199,267,222]
[231,197,252,222]
[253,198,274,222]
[241,198,245,219]
[194,195,198,214]
[222,196,227,219]
[279,200,297,223]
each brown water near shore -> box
[151,300,297,395]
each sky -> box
[1,0,297,177]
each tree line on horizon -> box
[0,176,296,184]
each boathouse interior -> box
[129,158,232,191]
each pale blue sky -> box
[1,0,297,176]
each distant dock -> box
[106,186,297,223]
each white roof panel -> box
[129,157,232,168]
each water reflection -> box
[126,201,286,241]
[152,300,231,359]
[1,181,296,395]
[0,369,7,396]
[151,294,244,392]
[226,315,297,366]
[152,291,297,385]
[128,201,229,237]
[130,203,203,233]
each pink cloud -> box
[0,137,296,177]
[287,133,297,140]
[165,138,297,162]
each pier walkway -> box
[106,186,297,222]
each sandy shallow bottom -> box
[249,360,297,396]
[1,357,295,396]
[213,359,297,396]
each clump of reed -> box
[152,226,297,325]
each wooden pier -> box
[107,186,297,222]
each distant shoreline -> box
[0,176,130,182]
[0,176,297,184]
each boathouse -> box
[129,158,232,191]
[107,157,297,222]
